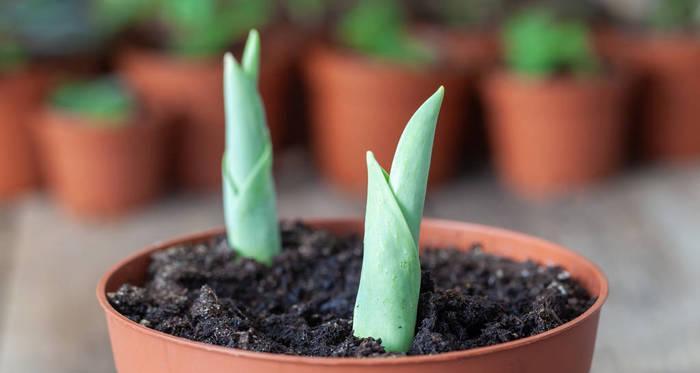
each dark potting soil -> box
[108,222,595,357]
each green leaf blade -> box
[353,152,421,353]
[389,86,444,243]
[222,31,280,264]
[353,88,444,353]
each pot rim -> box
[97,218,608,366]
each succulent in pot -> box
[0,37,49,200]
[483,8,629,198]
[119,0,298,191]
[304,0,470,196]
[98,29,608,373]
[34,76,169,218]
[629,0,700,161]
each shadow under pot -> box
[119,36,298,192]
[483,73,628,198]
[0,68,51,200]
[97,218,608,373]
[34,110,170,218]
[304,45,471,196]
[634,36,700,162]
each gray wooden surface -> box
[1,150,699,373]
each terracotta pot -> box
[97,218,608,373]
[305,46,471,195]
[631,36,700,161]
[34,110,170,218]
[119,32,299,191]
[0,68,51,200]
[484,72,628,198]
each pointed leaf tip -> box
[429,86,445,106]
[243,29,261,83]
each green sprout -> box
[353,86,445,353]
[504,9,599,77]
[222,30,281,265]
[337,0,434,65]
[650,0,700,32]
[160,0,273,58]
[50,77,134,125]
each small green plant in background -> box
[222,30,281,264]
[338,0,434,65]
[50,78,135,125]
[353,87,445,353]
[649,0,700,32]
[160,0,273,58]
[504,9,600,77]
[0,40,27,73]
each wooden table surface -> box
[1,151,699,373]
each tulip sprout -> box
[353,87,445,353]
[222,30,281,264]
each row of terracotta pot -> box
[308,31,700,198]
[3,30,700,213]
[0,30,302,217]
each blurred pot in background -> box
[410,0,504,69]
[632,0,700,162]
[119,0,299,191]
[0,0,138,76]
[305,0,470,196]
[484,9,629,198]
[35,77,169,218]
[0,40,50,200]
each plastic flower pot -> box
[304,46,470,195]
[0,68,51,200]
[633,36,700,162]
[97,218,608,373]
[483,72,629,198]
[34,110,170,218]
[118,33,298,191]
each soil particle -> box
[108,222,594,357]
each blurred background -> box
[1,0,700,372]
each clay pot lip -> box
[307,42,468,78]
[38,107,162,135]
[119,46,221,69]
[97,217,608,366]
[484,69,627,92]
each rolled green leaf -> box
[222,29,281,264]
[353,87,445,353]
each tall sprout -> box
[353,87,445,353]
[222,30,280,264]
